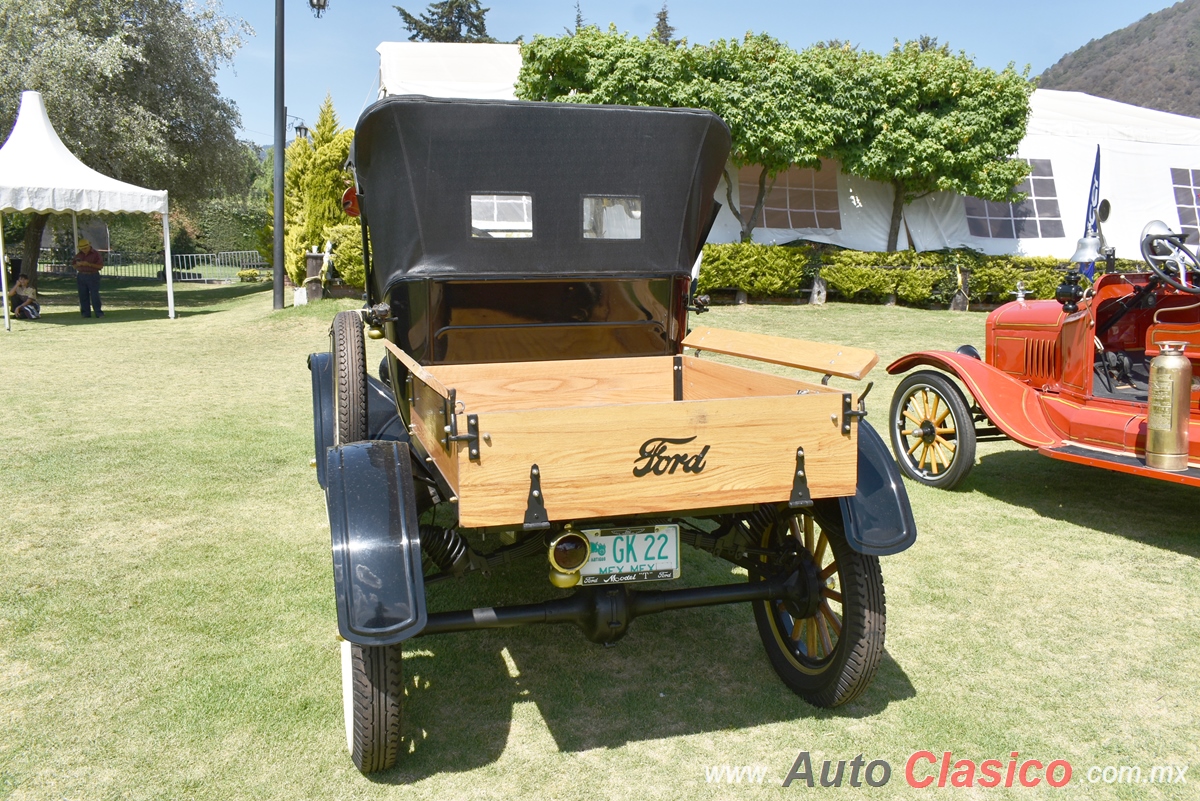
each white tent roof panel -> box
[377,42,521,100]
[0,91,167,215]
[1026,89,1200,146]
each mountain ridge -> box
[1039,0,1200,119]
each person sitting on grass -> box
[7,273,40,319]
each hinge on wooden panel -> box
[440,388,454,449]
[841,394,854,434]
[840,382,872,434]
[441,387,480,461]
[449,414,480,462]
[523,464,550,530]
[789,447,813,508]
[673,354,683,401]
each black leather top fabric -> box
[352,95,731,298]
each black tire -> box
[330,310,368,446]
[889,370,977,490]
[749,502,886,708]
[342,640,404,774]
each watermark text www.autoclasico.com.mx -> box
[703,751,1189,788]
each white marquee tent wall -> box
[711,90,1200,261]
[0,90,175,331]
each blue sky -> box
[218,0,1178,145]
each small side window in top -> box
[471,194,532,238]
[583,196,642,239]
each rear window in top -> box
[583,196,641,239]
[471,194,532,238]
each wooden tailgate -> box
[454,391,856,528]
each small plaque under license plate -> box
[579,524,680,586]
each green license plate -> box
[579,525,680,586]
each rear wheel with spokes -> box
[889,370,976,489]
[749,502,886,708]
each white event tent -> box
[711,90,1200,260]
[0,90,175,331]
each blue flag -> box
[1079,146,1102,280]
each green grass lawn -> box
[1,287,1197,800]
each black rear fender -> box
[840,420,918,556]
[327,440,427,646]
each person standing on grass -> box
[71,238,103,318]
[7,273,40,319]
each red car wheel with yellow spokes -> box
[889,371,977,489]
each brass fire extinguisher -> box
[1146,342,1192,471]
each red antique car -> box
[887,221,1200,489]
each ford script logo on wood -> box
[633,436,711,477]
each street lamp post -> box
[274,0,330,310]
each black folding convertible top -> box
[352,96,731,299]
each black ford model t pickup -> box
[309,95,917,773]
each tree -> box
[653,3,674,45]
[279,96,360,286]
[519,30,867,241]
[695,37,876,241]
[518,26,694,109]
[518,31,1033,247]
[0,0,249,281]
[835,41,1033,251]
[395,0,496,43]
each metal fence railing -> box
[170,251,267,282]
[98,252,166,280]
[35,249,268,282]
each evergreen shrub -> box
[698,242,1146,306]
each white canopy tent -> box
[711,90,1200,260]
[0,90,175,331]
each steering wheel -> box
[1140,220,1200,294]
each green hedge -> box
[698,243,814,297]
[194,198,271,255]
[698,242,1145,305]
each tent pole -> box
[72,210,78,253]
[1,213,9,332]
[162,205,175,320]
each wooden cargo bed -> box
[386,339,871,529]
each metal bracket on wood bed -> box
[840,382,873,434]
[523,464,550,530]
[789,447,813,508]
[441,388,481,462]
